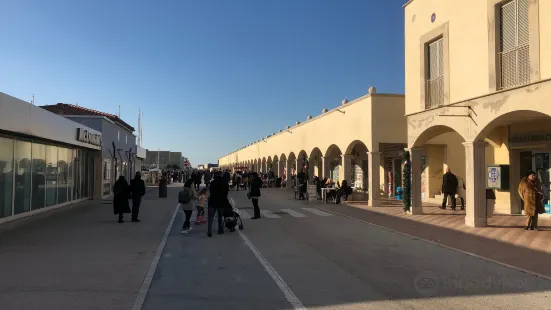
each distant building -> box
[144,150,185,168]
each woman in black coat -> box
[249,172,263,219]
[113,176,131,223]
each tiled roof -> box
[41,103,135,131]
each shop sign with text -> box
[77,128,102,146]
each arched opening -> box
[411,125,467,216]
[280,153,288,183]
[309,147,323,179]
[475,110,551,218]
[344,140,369,192]
[272,155,280,177]
[267,156,273,174]
[325,144,343,183]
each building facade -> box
[219,89,407,206]
[144,150,183,168]
[41,103,137,199]
[0,93,102,224]
[404,0,551,226]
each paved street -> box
[0,185,179,310]
[142,189,551,310]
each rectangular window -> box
[32,143,46,210]
[0,138,14,218]
[14,140,32,214]
[45,145,58,207]
[125,134,127,144]
[57,147,68,204]
[499,0,529,89]
[117,130,120,141]
[426,37,444,109]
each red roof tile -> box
[41,103,135,131]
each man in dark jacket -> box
[130,171,146,222]
[223,170,231,184]
[441,168,459,210]
[207,172,229,237]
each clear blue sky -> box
[0,0,405,166]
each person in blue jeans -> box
[207,171,229,237]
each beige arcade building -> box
[219,88,406,207]
[220,0,551,228]
[404,0,551,226]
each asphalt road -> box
[142,189,551,310]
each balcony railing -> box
[426,76,444,109]
[499,44,530,90]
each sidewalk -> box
[263,187,551,278]
[0,187,179,310]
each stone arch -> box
[345,140,369,155]
[297,150,308,173]
[411,125,467,148]
[325,144,343,182]
[272,155,280,176]
[344,140,369,189]
[309,147,323,178]
[474,110,551,142]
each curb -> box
[263,190,551,282]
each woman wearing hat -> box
[518,170,545,230]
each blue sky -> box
[0,0,405,166]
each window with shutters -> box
[426,37,444,109]
[499,0,529,89]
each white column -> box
[368,152,381,207]
[463,141,487,227]
[410,148,423,215]
[342,155,353,183]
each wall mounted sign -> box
[77,128,102,146]
[431,13,436,23]
[509,133,551,144]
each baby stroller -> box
[223,197,244,232]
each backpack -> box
[179,188,191,204]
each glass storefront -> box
[0,135,95,220]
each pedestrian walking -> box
[179,179,197,234]
[204,170,212,189]
[456,177,466,211]
[194,171,202,191]
[207,171,229,237]
[113,176,131,223]
[441,168,459,210]
[129,171,146,222]
[249,172,262,219]
[195,188,208,224]
[518,170,545,231]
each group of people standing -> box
[178,169,263,237]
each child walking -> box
[179,179,197,234]
[196,188,208,225]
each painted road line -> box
[238,230,306,310]
[240,209,252,219]
[132,204,180,310]
[281,209,307,218]
[301,207,333,216]
[260,210,281,219]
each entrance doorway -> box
[520,151,550,211]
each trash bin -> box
[395,186,402,200]
[486,189,496,218]
[276,177,282,188]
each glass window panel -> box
[57,148,68,204]
[46,145,58,207]
[68,149,73,202]
[78,150,85,199]
[31,143,46,210]
[14,140,32,214]
[83,152,89,198]
[0,138,14,218]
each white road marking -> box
[281,209,307,218]
[240,209,252,219]
[260,210,281,218]
[132,204,180,310]
[238,230,306,310]
[301,207,333,216]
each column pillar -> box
[463,141,487,227]
[286,159,292,187]
[368,152,381,207]
[341,155,353,184]
[410,148,423,215]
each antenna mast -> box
[31,94,35,105]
